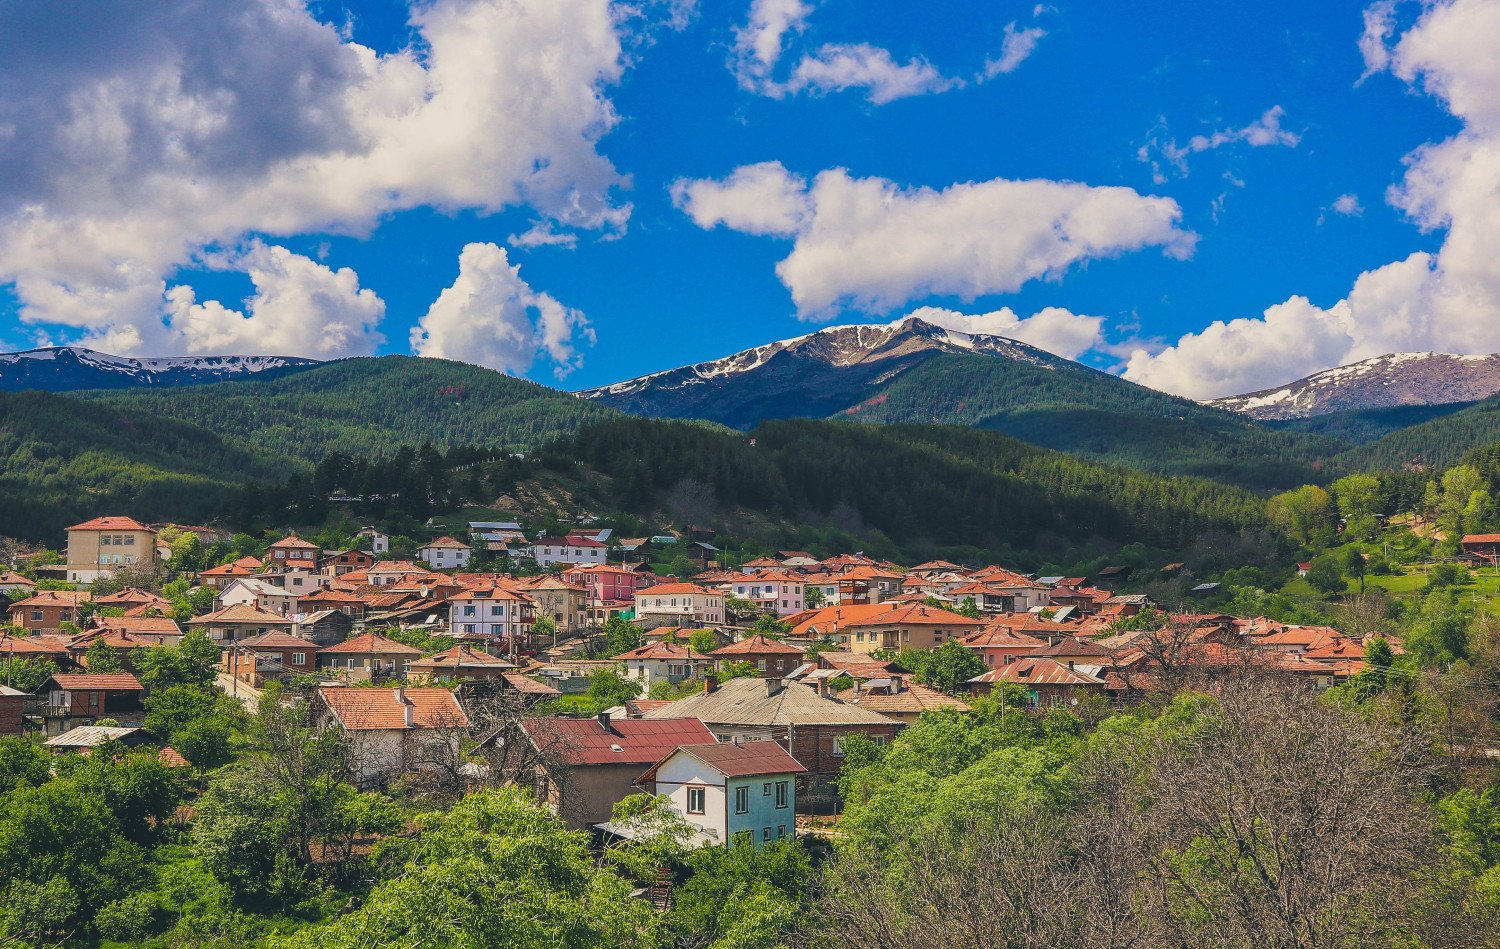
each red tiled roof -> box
[48,673,144,691]
[269,535,321,550]
[712,634,804,656]
[187,604,292,625]
[9,590,92,608]
[240,630,321,650]
[636,583,721,597]
[614,641,710,661]
[970,658,1103,686]
[1462,533,1500,544]
[643,741,807,783]
[502,673,561,695]
[95,616,181,635]
[844,604,985,628]
[521,716,716,766]
[1030,637,1113,659]
[319,632,422,656]
[319,687,468,730]
[200,556,263,576]
[836,682,971,714]
[158,746,190,768]
[67,516,152,532]
[421,536,471,550]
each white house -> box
[355,527,390,554]
[218,577,299,617]
[612,641,714,689]
[448,585,536,644]
[525,534,608,567]
[264,567,329,597]
[725,570,806,616]
[418,536,472,570]
[634,583,725,627]
[637,742,806,847]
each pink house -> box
[564,565,653,605]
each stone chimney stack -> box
[597,710,612,732]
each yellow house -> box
[65,517,158,584]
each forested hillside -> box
[85,356,613,461]
[1269,401,1475,445]
[1335,393,1500,471]
[847,353,1342,489]
[0,390,279,540]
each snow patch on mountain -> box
[1207,352,1500,420]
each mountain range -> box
[0,346,322,392]
[1206,352,1500,420]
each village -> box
[0,512,1406,846]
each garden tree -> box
[804,586,827,608]
[143,684,244,769]
[1266,484,1336,547]
[0,735,50,793]
[1333,472,1382,521]
[0,655,56,692]
[688,628,719,655]
[168,532,205,572]
[724,595,757,624]
[955,596,982,619]
[894,642,987,695]
[1406,591,1472,666]
[85,636,124,673]
[134,630,220,691]
[749,615,791,638]
[594,615,642,658]
[1342,546,1369,594]
[532,614,556,649]
[572,669,642,714]
[1304,553,1347,596]
[279,788,666,949]
[667,836,812,948]
[1332,592,1397,640]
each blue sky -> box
[0,0,1492,399]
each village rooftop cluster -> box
[0,513,1396,844]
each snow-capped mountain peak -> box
[0,346,322,392]
[1206,352,1500,420]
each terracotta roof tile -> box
[319,687,468,730]
[521,716,715,766]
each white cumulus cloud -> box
[1125,0,1500,400]
[672,162,1196,317]
[410,243,593,378]
[0,0,631,359]
[141,243,385,359]
[783,44,958,104]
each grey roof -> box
[45,725,143,748]
[642,676,899,727]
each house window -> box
[761,827,771,842]
[292,652,306,665]
[775,781,789,808]
[757,659,767,670]
[734,786,749,814]
[832,737,846,756]
[777,825,787,839]
[123,535,135,546]
[687,786,705,814]
[763,782,772,796]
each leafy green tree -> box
[85,637,124,673]
[577,669,642,713]
[669,837,811,948]
[1342,547,1368,594]
[0,656,56,692]
[749,615,790,638]
[1304,554,1346,596]
[1333,473,1382,520]
[1405,591,1471,666]
[279,788,665,949]
[1267,484,1336,547]
[599,616,643,657]
[688,628,719,655]
[134,631,220,691]
[804,586,827,609]
[895,642,987,694]
[955,596,983,619]
[0,735,51,793]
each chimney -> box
[597,710,613,732]
[765,677,783,698]
[815,678,828,697]
[394,687,413,727]
[703,675,717,694]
